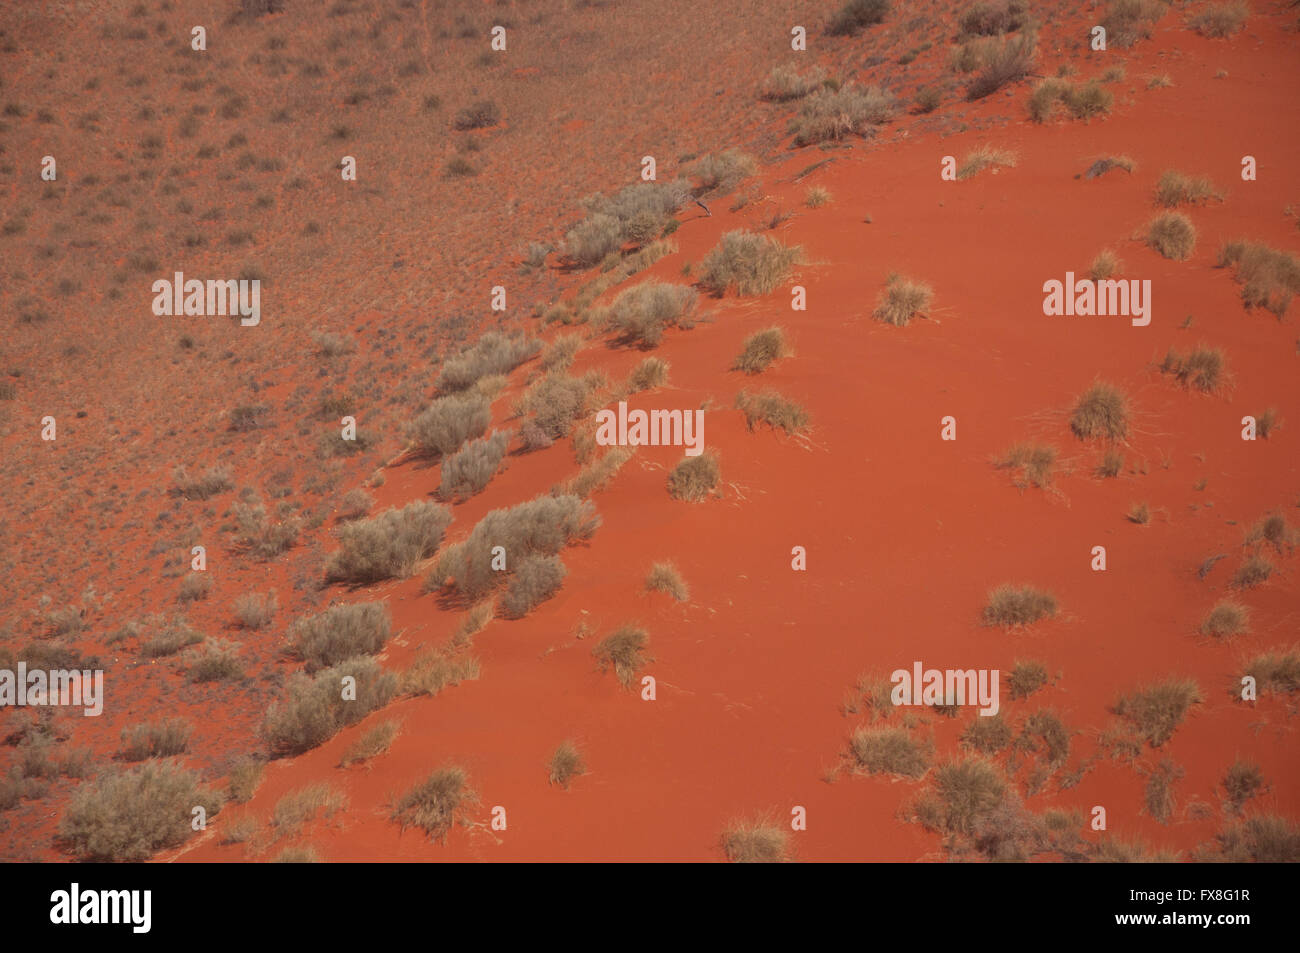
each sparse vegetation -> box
[401,651,480,696]
[292,602,391,672]
[873,274,932,326]
[733,327,789,374]
[272,783,347,835]
[1102,0,1166,48]
[667,452,721,502]
[963,32,1037,100]
[439,430,510,500]
[1089,249,1122,280]
[1216,240,1300,317]
[548,740,586,789]
[561,447,634,498]
[826,0,890,37]
[1221,761,1264,813]
[1209,815,1300,863]
[1231,555,1273,589]
[565,181,690,267]
[1155,170,1222,208]
[961,714,1013,754]
[646,561,690,601]
[1146,212,1197,260]
[850,726,931,777]
[341,720,400,767]
[437,333,539,393]
[227,758,264,804]
[1070,381,1129,441]
[1189,1,1248,38]
[690,150,758,195]
[185,639,244,682]
[699,230,801,296]
[761,64,828,102]
[1144,758,1183,823]
[593,624,650,688]
[1008,661,1049,700]
[982,585,1058,627]
[326,502,452,583]
[120,718,192,761]
[735,389,811,434]
[996,442,1057,489]
[500,554,568,618]
[1028,78,1112,121]
[1127,502,1151,525]
[1114,677,1201,746]
[1243,647,1300,696]
[233,592,277,629]
[608,281,698,349]
[172,465,233,501]
[956,146,1016,179]
[263,657,397,756]
[1200,600,1249,638]
[392,765,477,842]
[791,84,895,145]
[627,356,669,392]
[1159,345,1224,392]
[721,817,792,862]
[453,100,499,130]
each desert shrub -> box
[1093,838,1179,862]
[401,650,480,696]
[271,845,320,863]
[827,0,890,36]
[1155,170,1222,208]
[566,213,622,267]
[645,562,689,601]
[1127,502,1151,525]
[667,452,721,502]
[1200,600,1249,638]
[1210,815,1300,863]
[1159,345,1224,392]
[229,403,270,432]
[516,370,604,442]
[233,498,300,559]
[1096,449,1125,478]
[700,230,801,297]
[326,501,452,583]
[1017,710,1071,766]
[272,783,346,835]
[440,430,509,500]
[548,740,586,789]
[914,86,943,113]
[410,393,492,458]
[432,494,600,602]
[233,591,277,629]
[735,389,811,434]
[805,185,832,208]
[341,720,400,767]
[292,602,391,672]
[1216,240,1300,317]
[608,281,698,349]
[1247,512,1297,553]
[917,758,1008,836]
[849,726,931,777]
[172,464,233,500]
[1089,249,1122,280]
[453,100,499,130]
[1070,381,1129,440]
[958,0,1028,36]
[185,639,244,682]
[1190,1,1248,38]
[873,274,932,326]
[60,762,223,861]
[627,357,669,392]
[1144,758,1183,823]
[733,327,788,374]
[690,150,758,195]
[593,624,650,687]
[227,758,264,803]
[1244,648,1300,695]
[140,618,203,658]
[721,818,792,862]
[982,585,1057,627]
[541,334,582,373]
[791,84,895,144]
[120,718,192,761]
[437,332,539,393]
[956,146,1016,179]
[1028,77,1112,120]
[392,765,477,842]
[177,573,212,603]
[1146,212,1196,260]
[965,32,1036,100]
[961,714,1013,754]
[1231,555,1273,589]
[1082,155,1136,178]
[995,442,1056,488]
[761,64,828,101]
[1222,761,1264,813]
[1102,0,1166,47]
[565,182,690,266]
[1008,660,1048,699]
[262,657,397,756]
[499,554,568,618]
[1114,677,1201,746]
[560,447,634,498]
[451,603,495,648]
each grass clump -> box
[548,740,586,789]
[914,758,1007,836]
[961,714,1013,754]
[958,0,1028,37]
[565,181,690,267]
[995,443,1056,489]
[439,430,509,500]
[1247,512,1297,553]
[1155,170,1222,208]
[60,762,223,861]
[1159,345,1224,392]
[1216,240,1300,317]
[593,625,650,688]
[560,447,634,499]
[626,357,669,393]
[341,720,400,767]
[262,657,397,756]
[272,783,346,835]
[172,465,233,501]
[1028,78,1112,121]
[1114,677,1201,747]
[233,499,300,559]
[401,651,480,696]
[453,100,499,130]
[1243,648,1300,695]
[791,84,895,145]
[1070,381,1130,441]
[292,602,391,672]
[849,726,931,777]
[735,389,811,434]
[646,561,690,601]
[326,501,452,583]
[667,452,721,502]
[956,146,1016,179]
[1221,761,1264,813]
[733,327,788,374]
[761,64,828,101]
[185,639,244,683]
[1200,600,1249,638]
[1144,758,1183,823]
[227,758,264,803]
[1189,1,1247,38]
[1102,0,1166,48]
[1146,212,1197,260]
[1008,660,1049,700]
[721,818,792,862]
[516,371,605,445]
[1127,502,1151,525]
[690,150,758,196]
[409,392,492,458]
[699,230,801,296]
[233,592,277,629]
[827,0,890,36]
[437,332,539,393]
[1089,249,1122,281]
[393,766,476,841]
[982,585,1058,627]
[1231,555,1273,589]
[873,274,932,326]
[500,554,568,618]
[139,618,203,658]
[608,281,698,349]
[964,32,1037,100]
[120,718,192,761]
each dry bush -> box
[1144,758,1183,823]
[850,726,931,777]
[956,146,1016,179]
[700,230,801,297]
[566,181,690,266]
[805,185,832,208]
[1147,73,1173,88]
[1146,212,1197,260]
[548,740,586,789]
[791,84,895,145]
[1127,502,1151,525]
[733,327,788,374]
[627,357,669,392]
[965,32,1037,100]
[1201,600,1249,638]
[646,561,690,601]
[1102,0,1166,47]
[667,452,721,502]
[873,274,933,326]
[913,758,1008,837]
[761,64,828,101]
[500,554,568,618]
[326,501,452,583]
[177,573,212,603]
[560,447,634,498]
[1114,677,1201,746]
[392,765,477,842]
[120,718,192,760]
[139,618,203,658]
[1221,761,1264,813]
[227,757,264,804]
[1008,660,1048,699]
[962,714,1013,754]
[721,818,792,862]
[1217,240,1300,317]
[574,239,678,309]
[262,657,397,756]
[593,624,650,687]
[690,150,758,195]
[272,782,347,835]
[982,585,1058,626]
[1247,512,1298,553]
[1189,1,1248,37]
[1082,155,1136,178]
[1159,345,1224,392]
[431,494,600,602]
[1243,647,1300,696]
[453,100,499,129]
[341,720,400,767]
[1231,554,1273,589]
[1070,381,1130,440]
[172,464,233,500]
[827,0,890,35]
[1155,170,1222,208]
[436,332,539,393]
[1089,249,1122,280]
[450,603,494,648]
[608,281,698,349]
[439,430,509,500]
[60,762,223,861]
[185,639,244,682]
[1096,449,1125,478]
[914,86,943,113]
[233,498,300,559]
[958,0,1029,36]
[1208,815,1300,863]
[1092,838,1179,862]
[540,334,582,372]
[292,602,391,672]
[735,389,811,434]
[271,845,320,863]
[1028,78,1112,121]
[233,591,277,629]
[516,370,604,444]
